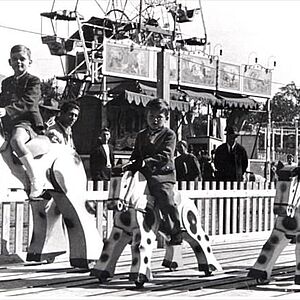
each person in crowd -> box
[175,140,202,181]
[0,44,45,198]
[90,127,115,181]
[214,125,248,182]
[125,98,182,245]
[286,154,297,166]
[39,98,60,131]
[201,154,215,181]
[176,3,189,22]
[46,100,80,149]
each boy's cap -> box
[225,125,240,136]
[39,98,60,111]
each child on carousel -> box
[0,44,45,199]
[125,97,182,245]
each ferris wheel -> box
[96,0,207,48]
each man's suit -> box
[214,142,248,182]
[90,142,115,181]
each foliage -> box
[243,82,300,130]
[271,82,300,125]
[40,78,62,103]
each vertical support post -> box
[207,105,210,136]
[295,117,299,165]
[271,121,275,162]
[280,127,283,149]
[265,98,271,181]
[157,47,170,126]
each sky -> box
[0,0,299,96]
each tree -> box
[40,77,62,103]
[243,82,300,131]
[271,82,300,124]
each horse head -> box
[273,165,300,217]
[107,168,149,212]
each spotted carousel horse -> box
[0,123,103,269]
[248,165,300,284]
[90,168,222,287]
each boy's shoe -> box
[168,233,183,246]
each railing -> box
[0,180,276,255]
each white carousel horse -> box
[0,123,103,269]
[90,169,222,287]
[248,165,300,284]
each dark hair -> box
[145,98,170,117]
[10,45,31,59]
[101,127,110,133]
[60,101,80,113]
[177,140,187,148]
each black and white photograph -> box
[0,0,299,299]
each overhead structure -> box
[40,0,208,100]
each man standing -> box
[214,125,248,182]
[90,127,115,181]
[175,140,202,181]
[46,101,80,150]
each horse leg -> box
[178,193,222,275]
[162,244,183,270]
[91,220,132,283]
[50,153,103,269]
[247,227,290,283]
[26,198,68,263]
[295,233,300,284]
[129,208,157,287]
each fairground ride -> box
[40,0,208,100]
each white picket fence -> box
[0,180,276,255]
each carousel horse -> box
[0,123,103,269]
[248,165,300,284]
[90,167,222,287]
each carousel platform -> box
[0,234,297,299]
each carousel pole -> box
[157,46,170,126]
[265,98,271,181]
[295,117,299,165]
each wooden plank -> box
[252,196,257,232]
[204,182,210,233]
[14,202,24,254]
[245,196,251,233]
[218,182,224,235]
[211,198,217,235]
[257,196,263,232]
[0,236,296,298]
[1,203,11,254]
[178,188,276,199]
[270,196,275,229]
[224,182,231,234]
[264,197,269,231]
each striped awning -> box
[125,90,191,112]
[217,95,259,109]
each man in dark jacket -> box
[175,140,202,181]
[127,98,182,245]
[214,125,248,182]
[90,127,115,181]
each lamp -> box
[247,51,258,65]
[213,43,223,56]
[267,55,277,69]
